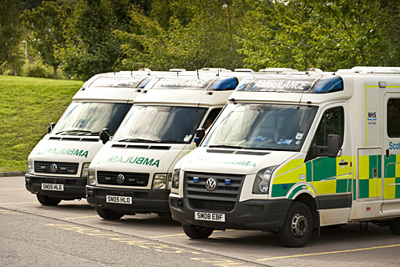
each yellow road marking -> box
[151,233,187,238]
[257,243,400,261]
[65,215,100,220]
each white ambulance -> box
[169,67,400,247]
[86,70,251,219]
[25,70,169,205]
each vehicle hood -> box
[28,134,101,161]
[178,147,298,175]
[91,141,193,173]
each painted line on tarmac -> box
[65,215,100,220]
[256,243,400,261]
[46,223,257,267]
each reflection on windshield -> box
[53,102,132,136]
[203,103,318,151]
[114,106,207,143]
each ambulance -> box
[169,67,400,247]
[25,70,170,205]
[86,69,251,219]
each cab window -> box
[306,106,344,161]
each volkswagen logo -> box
[116,174,125,185]
[50,163,58,173]
[205,178,217,191]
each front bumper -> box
[86,185,170,214]
[25,173,86,199]
[169,193,292,231]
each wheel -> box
[278,201,313,247]
[182,224,214,239]
[389,218,400,235]
[36,194,61,206]
[95,207,124,220]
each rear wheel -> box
[95,207,124,220]
[278,201,313,247]
[36,194,61,206]
[389,218,400,234]
[182,224,214,239]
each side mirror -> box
[194,128,205,147]
[100,128,111,144]
[47,122,56,134]
[327,134,341,157]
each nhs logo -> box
[368,112,377,125]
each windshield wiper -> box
[156,139,186,144]
[208,145,245,149]
[118,138,159,143]
[56,129,94,135]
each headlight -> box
[81,162,90,178]
[88,169,96,186]
[27,158,34,174]
[172,168,180,189]
[152,173,172,189]
[252,166,277,194]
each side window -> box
[203,108,222,130]
[387,99,400,138]
[306,106,344,161]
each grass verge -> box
[0,75,83,172]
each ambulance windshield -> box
[53,102,132,136]
[203,103,318,151]
[114,105,207,143]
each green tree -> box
[0,0,25,75]
[59,0,130,80]
[23,0,67,79]
[117,0,250,71]
[238,0,400,71]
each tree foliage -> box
[0,0,25,75]
[23,1,66,78]
[2,0,400,79]
[238,0,400,71]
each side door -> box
[383,95,400,204]
[305,104,352,225]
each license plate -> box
[195,211,225,222]
[41,183,64,191]
[106,195,132,205]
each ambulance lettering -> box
[102,155,160,167]
[35,147,89,158]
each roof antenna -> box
[197,68,199,79]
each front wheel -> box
[37,194,61,206]
[95,207,124,220]
[278,201,313,247]
[182,224,214,239]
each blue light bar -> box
[193,177,199,183]
[225,179,231,185]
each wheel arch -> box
[293,193,320,229]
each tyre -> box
[278,201,313,247]
[182,224,214,239]
[389,218,400,235]
[95,207,124,220]
[36,194,61,206]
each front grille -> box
[34,161,79,175]
[97,171,149,186]
[184,172,244,212]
